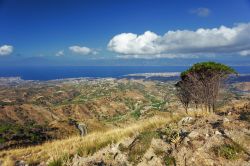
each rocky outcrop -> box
[68,118,88,136]
[68,103,250,166]
[77,123,88,137]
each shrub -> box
[131,110,141,119]
[158,126,180,144]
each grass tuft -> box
[48,159,62,166]
[126,131,159,164]
[213,143,242,160]
[164,156,176,166]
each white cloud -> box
[190,8,211,17]
[0,45,13,56]
[108,23,250,58]
[239,50,250,56]
[56,50,64,56]
[69,45,97,55]
[108,31,161,55]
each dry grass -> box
[0,114,182,165]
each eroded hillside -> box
[0,78,177,150]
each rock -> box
[223,117,230,123]
[180,129,189,138]
[69,119,88,137]
[215,130,222,135]
[178,117,194,126]
[15,160,28,166]
[188,131,199,139]
[183,137,190,146]
[77,123,88,137]
[138,147,163,166]
[71,142,129,166]
[205,133,209,138]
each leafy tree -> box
[177,62,236,112]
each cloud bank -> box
[108,23,250,58]
[69,45,97,55]
[0,45,13,56]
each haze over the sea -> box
[0,66,249,80]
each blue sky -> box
[0,0,250,66]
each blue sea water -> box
[0,66,249,81]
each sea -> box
[0,66,249,81]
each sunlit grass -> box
[0,114,182,166]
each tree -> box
[175,81,191,114]
[177,62,236,113]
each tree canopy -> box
[176,61,237,113]
[181,61,237,79]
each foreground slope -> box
[1,100,249,166]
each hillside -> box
[0,78,249,165]
[0,99,249,166]
[0,78,177,150]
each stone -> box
[77,123,88,136]
[215,130,222,135]
[15,160,28,166]
[223,117,230,123]
[178,117,194,126]
[188,131,199,139]
[183,137,191,146]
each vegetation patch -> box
[0,137,5,143]
[126,131,159,164]
[131,110,141,120]
[213,143,242,160]
[105,114,126,123]
[48,154,72,166]
[158,126,180,144]
[239,110,250,123]
[48,159,62,166]
[151,98,166,110]
[164,156,176,166]
[0,122,50,150]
